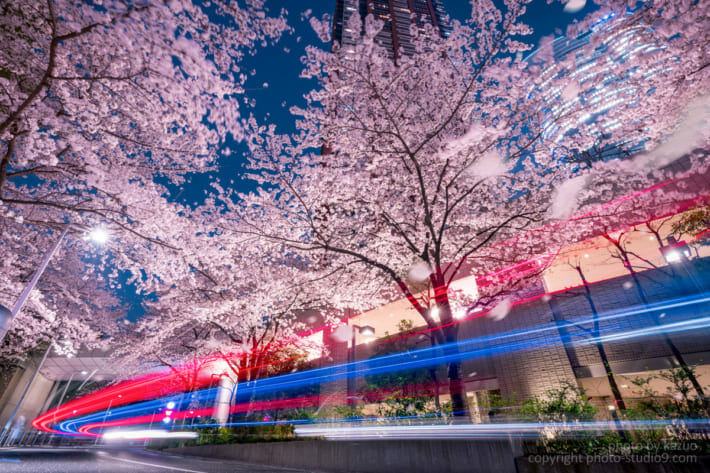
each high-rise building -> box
[525,13,666,164]
[332,0,450,57]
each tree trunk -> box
[447,359,468,417]
[576,266,626,411]
[429,367,442,416]
[410,276,470,419]
[595,342,626,410]
[439,307,469,419]
[576,266,629,440]
[245,349,264,419]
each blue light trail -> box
[54,292,710,437]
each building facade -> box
[339,210,710,419]
[332,0,450,57]
[525,13,671,165]
[0,350,117,445]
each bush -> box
[520,382,597,424]
[180,423,296,447]
[628,367,708,420]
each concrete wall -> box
[0,354,55,428]
[549,266,710,371]
[167,438,523,473]
[516,455,710,473]
[167,440,710,473]
[461,291,578,400]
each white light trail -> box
[102,429,199,440]
[295,420,710,440]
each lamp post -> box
[661,236,706,293]
[0,223,109,344]
[1,223,107,445]
[94,397,115,445]
[347,324,375,410]
[0,304,11,343]
[660,236,692,264]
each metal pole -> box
[48,371,75,446]
[94,398,113,445]
[348,325,356,410]
[143,411,156,447]
[0,344,52,445]
[0,224,70,344]
[74,368,97,394]
[54,373,76,417]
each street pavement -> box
[0,447,322,473]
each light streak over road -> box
[36,292,710,437]
[293,419,710,440]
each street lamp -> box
[660,236,691,264]
[660,236,706,293]
[0,304,10,340]
[95,397,116,445]
[347,324,375,409]
[0,223,109,344]
[86,227,109,245]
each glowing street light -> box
[660,236,707,294]
[430,306,440,321]
[660,236,691,264]
[0,223,109,344]
[356,325,375,337]
[87,227,110,245]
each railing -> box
[0,430,95,448]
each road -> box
[0,447,322,473]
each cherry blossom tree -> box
[0,1,288,355]
[0,222,121,358]
[113,232,327,391]
[214,0,710,417]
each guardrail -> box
[0,430,95,448]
